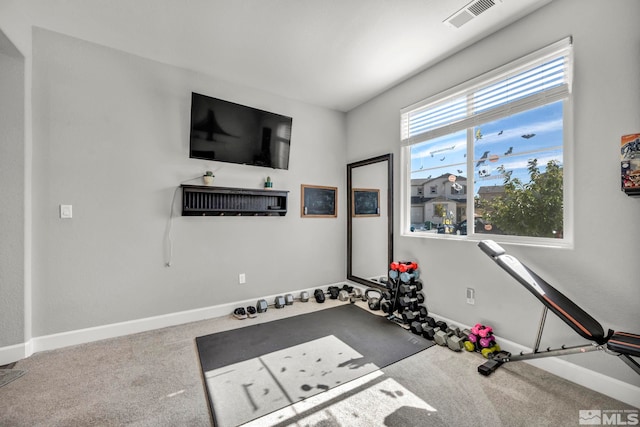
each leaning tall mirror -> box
[347,153,393,288]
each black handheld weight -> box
[313,289,325,303]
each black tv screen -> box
[189,92,292,170]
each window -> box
[401,38,573,245]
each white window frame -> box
[400,38,574,248]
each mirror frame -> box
[347,153,393,288]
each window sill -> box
[400,230,573,250]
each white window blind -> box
[401,37,572,146]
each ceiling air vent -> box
[444,0,502,29]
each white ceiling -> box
[6,0,552,111]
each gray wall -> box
[29,28,346,336]
[347,0,640,387]
[0,31,25,347]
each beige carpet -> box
[0,299,636,426]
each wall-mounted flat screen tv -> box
[189,92,292,170]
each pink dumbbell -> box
[471,323,483,335]
[478,326,493,338]
[479,335,496,348]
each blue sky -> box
[410,101,563,194]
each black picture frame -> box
[301,185,338,217]
[352,188,380,217]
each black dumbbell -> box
[413,316,435,336]
[398,281,424,295]
[410,321,424,335]
[424,321,447,340]
[327,286,340,299]
[402,305,428,322]
[423,316,436,328]
[380,300,394,314]
[401,310,419,324]
[422,326,440,340]
[314,289,325,303]
[397,286,416,298]
[341,284,354,293]
[398,293,425,309]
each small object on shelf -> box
[203,170,215,185]
[264,176,273,189]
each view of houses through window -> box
[402,38,572,242]
[409,101,564,238]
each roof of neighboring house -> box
[477,185,505,195]
[411,196,431,204]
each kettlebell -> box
[365,288,382,311]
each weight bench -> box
[476,240,640,376]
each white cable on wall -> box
[165,175,207,267]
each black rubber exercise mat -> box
[196,304,433,426]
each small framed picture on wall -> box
[301,185,337,218]
[352,188,380,217]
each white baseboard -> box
[0,342,29,366]
[430,312,640,408]
[2,289,637,408]
[0,282,350,365]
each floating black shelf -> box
[181,185,288,216]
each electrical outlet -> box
[239,273,246,284]
[60,204,73,219]
[466,287,475,305]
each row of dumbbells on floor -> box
[411,319,501,358]
[232,284,367,319]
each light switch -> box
[60,204,73,219]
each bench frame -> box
[477,240,640,376]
